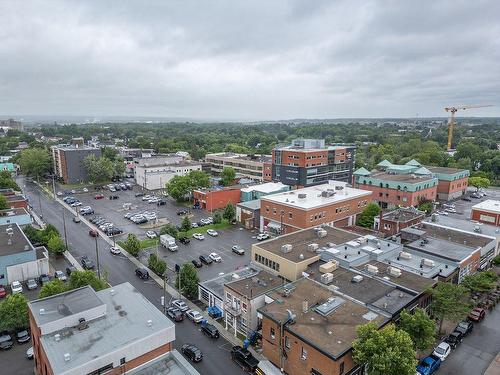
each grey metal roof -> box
[199,266,261,301]
[127,350,200,375]
[237,199,261,210]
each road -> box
[20,176,246,375]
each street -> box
[19,176,246,375]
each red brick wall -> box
[194,189,241,211]
[263,162,273,181]
[354,184,436,207]
[471,208,500,226]
[436,177,468,195]
[379,216,424,236]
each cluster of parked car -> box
[136,194,167,205]
[0,329,31,354]
[124,210,157,224]
[63,196,82,207]
[88,216,123,236]
[108,182,132,192]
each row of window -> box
[288,155,300,159]
[361,180,436,190]
[255,253,280,271]
[306,155,325,159]
[357,200,369,208]
[310,211,327,221]
[265,207,294,219]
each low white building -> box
[134,158,202,190]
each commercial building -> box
[0,223,48,286]
[471,200,500,226]
[27,282,191,375]
[426,165,469,201]
[271,139,355,187]
[260,181,372,234]
[240,182,289,202]
[204,152,272,182]
[0,118,23,131]
[236,199,261,229]
[374,207,426,236]
[1,188,28,209]
[193,186,242,211]
[51,141,101,184]
[134,156,202,190]
[0,207,32,226]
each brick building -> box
[1,188,28,209]
[471,200,500,226]
[51,141,101,184]
[259,181,372,235]
[374,208,426,236]
[204,152,272,182]
[271,139,355,188]
[193,186,242,211]
[426,166,469,200]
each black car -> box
[201,323,219,338]
[199,255,213,265]
[16,330,30,344]
[191,259,202,268]
[81,256,95,270]
[461,197,472,202]
[109,195,119,200]
[455,321,473,336]
[38,274,50,285]
[177,210,187,216]
[135,268,149,279]
[179,237,190,245]
[106,227,123,236]
[135,192,145,197]
[167,307,184,322]
[181,344,203,363]
[445,330,463,349]
[157,200,167,206]
[66,265,77,276]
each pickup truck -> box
[231,346,259,373]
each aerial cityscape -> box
[0,1,499,375]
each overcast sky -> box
[1,0,499,120]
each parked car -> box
[65,265,77,276]
[207,229,218,237]
[81,256,95,270]
[455,321,473,336]
[54,270,67,282]
[72,216,81,223]
[432,342,451,361]
[16,330,30,344]
[186,310,204,323]
[231,245,245,255]
[171,299,189,312]
[167,307,184,322]
[181,344,203,363]
[109,246,121,255]
[109,195,119,200]
[157,199,167,206]
[26,279,38,290]
[146,230,157,239]
[468,307,486,322]
[135,268,149,279]
[80,207,94,215]
[134,192,145,197]
[176,210,187,216]
[191,222,199,228]
[209,252,222,262]
[0,286,6,298]
[0,333,13,351]
[93,194,103,201]
[257,233,270,241]
[192,233,205,240]
[89,229,99,237]
[416,355,441,375]
[199,254,213,265]
[230,345,259,373]
[461,197,472,202]
[179,236,190,245]
[26,346,34,359]
[445,330,463,349]
[191,259,202,268]
[201,322,219,338]
[70,201,82,207]
[39,274,50,285]
[11,281,23,294]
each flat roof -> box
[199,266,261,301]
[0,223,34,256]
[382,208,426,223]
[241,182,288,194]
[255,226,360,263]
[225,270,282,299]
[260,181,371,210]
[423,215,499,239]
[205,152,271,163]
[426,166,468,174]
[369,171,435,183]
[237,199,261,210]
[35,282,175,374]
[127,350,201,375]
[421,222,494,248]
[259,278,388,359]
[0,207,29,217]
[472,199,500,214]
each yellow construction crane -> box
[444,104,492,151]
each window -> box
[242,303,247,312]
[120,357,126,365]
[379,192,383,197]
[301,347,308,360]
[265,206,269,213]
[284,336,290,349]
[270,327,275,339]
[289,212,293,219]
[339,361,345,374]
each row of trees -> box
[83,149,125,184]
[166,170,210,201]
[23,225,67,255]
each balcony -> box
[225,305,242,316]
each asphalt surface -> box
[12,176,247,375]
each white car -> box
[54,270,67,282]
[432,342,451,361]
[56,191,63,196]
[209,252,222,262]
[257,233,270,241]
[171,299,189,312]
[109,246,121,255]
[146,230,157,239]
[83,188,89,192]
[186,310,204,323]
[71,201,82,207]
[192,233,205,240]
[11,280,23,294]
[142,195,152,201]
[207,229,218,237]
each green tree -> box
[223,202,235,221]
[418,202,433,215]
[166,175,191,201]
[17,148,52,180]
[353,323,417,375]
[113,155,126,176]
[429,282,471,333]
[0,171,20,190]
[399,308,436,352]
[176,263,200,298]
[47,234,66,255]
[492,255,500,266]
[180,216,191,232]
[148,254,167,276]
[83,155,114,183]
[0,294,29,331]
[23,225,41,244]
[188,170,210,189]
[461,271,498,295]
[40,224,60,246]
[357,203,381,228]
[123,233,141,257]
[220,167,236,186]
[160,224,179,239]
[213,210,222,224]
[39,279,68,298]
[101,147,118,161]
[0,194,8,210]
[468,176,490,191]
[68,270,107,291]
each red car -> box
[0,286,6,298]
[468,307,486,322]
[94,194,104,200]
[89,229,99,237]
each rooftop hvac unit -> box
[308,243,319,252]
[281,244,293,253]
[320,272,334,285]
[365,264,379,274]
[317,229,327,238]
[298,193,307,199]
[352,275,364,283]
[399,251,412,260]
[357,237,368,244]
[421,258,435,267]
[319,260,338,273]
[387,266,402,278]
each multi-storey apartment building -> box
[271,139,355,188]
[204,152,272,182]
[51,140,101,184]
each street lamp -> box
[94,234,101,279]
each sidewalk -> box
[484,353,500,375]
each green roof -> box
[353,167,371,176]
[405,159,421,167]
[414,167,432,175]
[377,159,393,167]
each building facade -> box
[51,143,101,184]
[193,186,242,211]
[272,139,355,188]
[259,181,372,234]
[471,200,500,226]
[374,208,426,236]
[204,153,272,182]
[426,166,469,201]
[134,158,201,191]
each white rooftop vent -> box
[365,264,379,274]
[317,229,327,238]
[352,275,364,283]
[110,289,115,296]
[147,319,153,327]
[422,258,435,267]
[54,334,61,342]
[308,243,319,252]
[281,244,293,253]
[346,241,361,248]
[399,251,412,260]
[64,353,71,362]
[298,253,305,260]
[39,308,45,315]
[320,273,334,285]
[357,237,368,244]
[387,266,402,278]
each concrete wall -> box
[6,255,48,284]
[135,164,201,190]
[0,250,37,285]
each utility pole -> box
[51,174,56,198]
[37,189,43,219]
[62,207,69,251]
[163,272,167,315]
[94,235,101,279]
[178,268,182,299]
